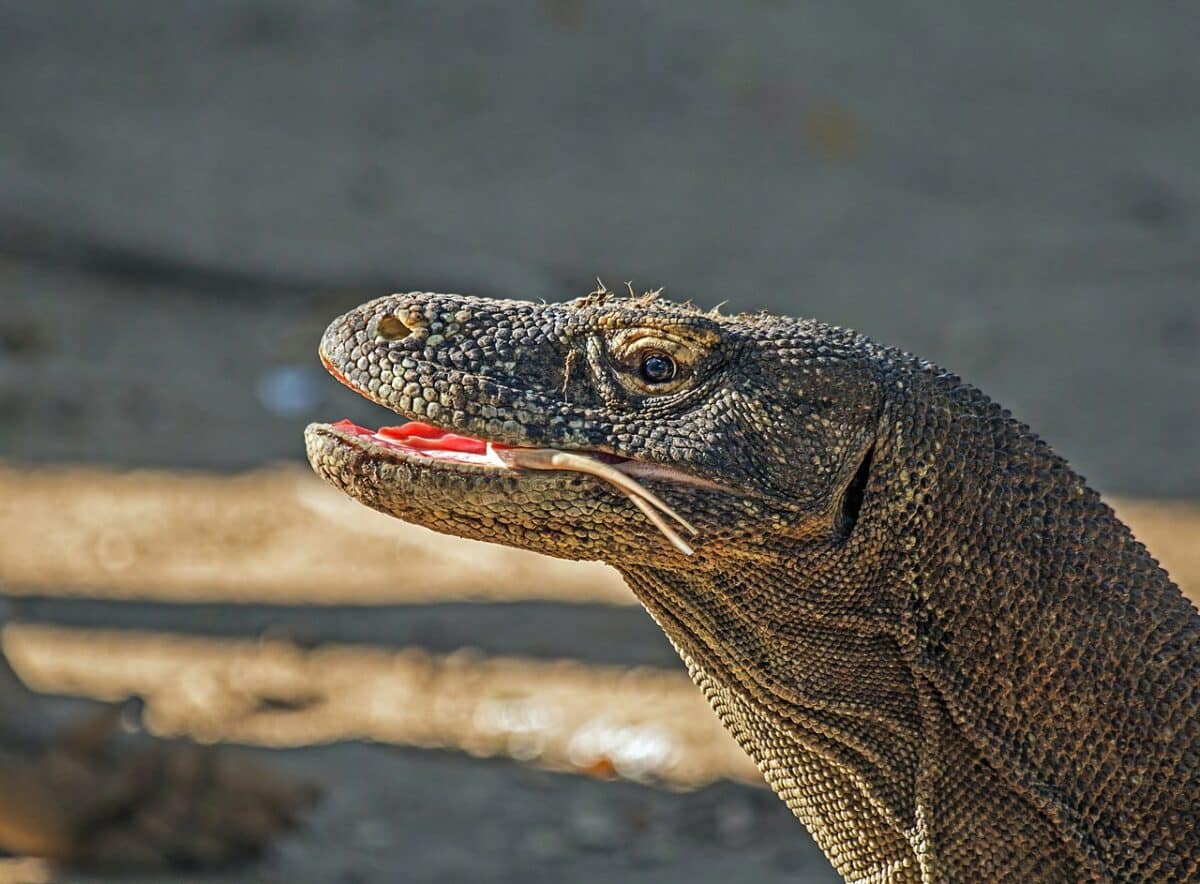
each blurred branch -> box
[5,624,762,790]
[0,463,631,606]
[0,463,1196,606]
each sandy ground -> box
[5,744,827,884]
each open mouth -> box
[326,418,634,470]
[322,416,702,555]
[315,350,727,556]
[327,419,515,468]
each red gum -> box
[331,419,507,455]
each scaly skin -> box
[306,289,1200,882]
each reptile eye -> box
[639,351,676,384]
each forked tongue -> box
[487,445,698,556]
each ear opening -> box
[837,442,874,538]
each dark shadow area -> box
[10,597,681,669]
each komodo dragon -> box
[306,288,1200,882]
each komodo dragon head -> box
[306,289,1199,883]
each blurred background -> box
[0,2,1197,882]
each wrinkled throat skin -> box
[305,290,1200,883]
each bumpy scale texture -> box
[306,290,1200,883]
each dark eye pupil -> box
[640,353,675,383]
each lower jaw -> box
[309,420,723,558]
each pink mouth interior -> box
[330,419,510,465]
[326,416,721,499]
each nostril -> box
[375,315,413,341]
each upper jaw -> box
[314,293,738,495]
[317,327,561,451]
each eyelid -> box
[602,325,724,397]
[610,329,703,366]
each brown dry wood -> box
[0,647,317,869]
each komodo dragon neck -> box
[306,290,1199,882]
